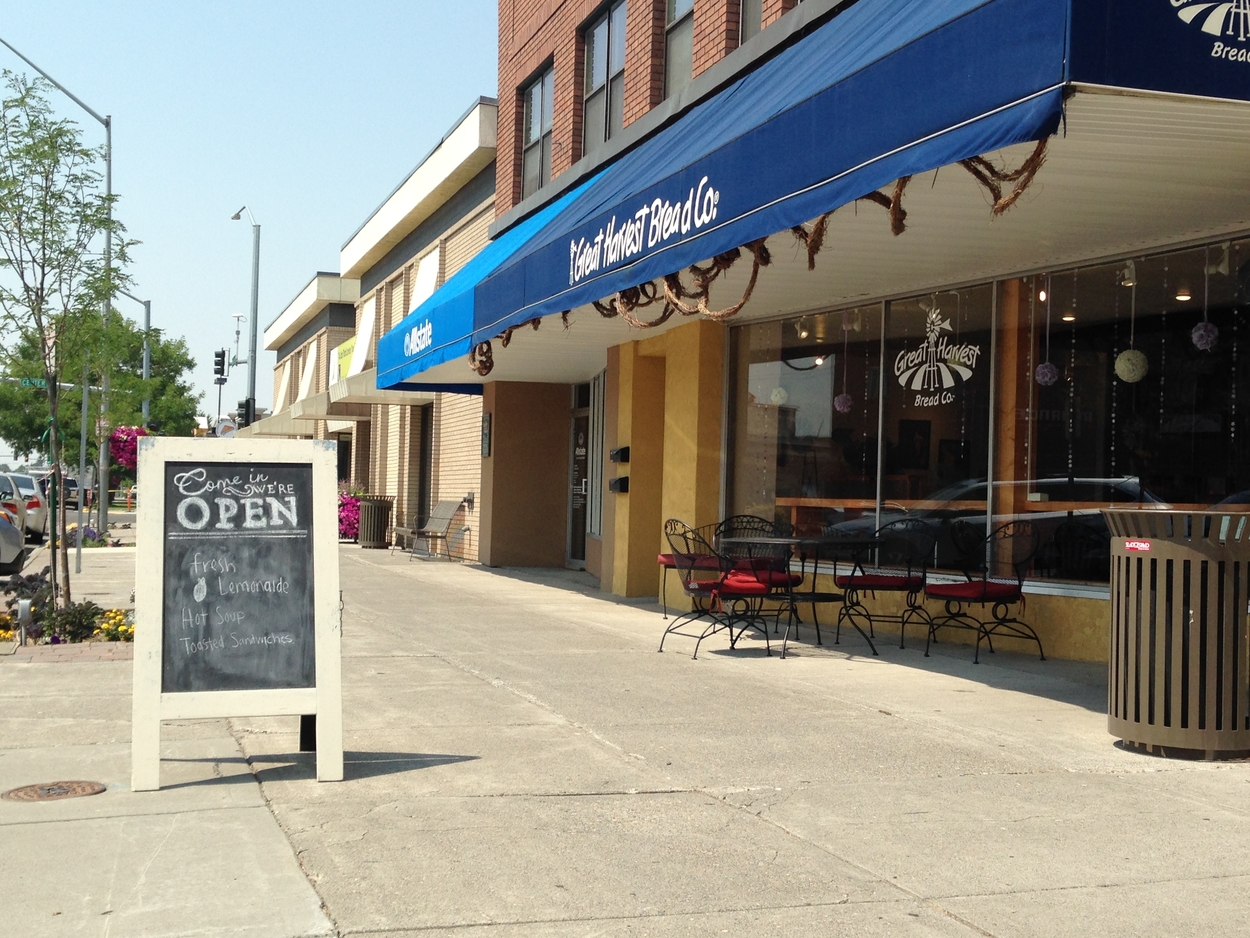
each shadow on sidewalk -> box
[162,751,480,786]
[252,750,480,782]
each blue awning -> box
[379,0,1075,390]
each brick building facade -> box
[496,0,799,215]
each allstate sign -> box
[402,319,433,357]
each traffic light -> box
[213,349,226,376]
[236,398,256,428]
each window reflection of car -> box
[1214,491,1250,508]
[827,476,1167,578]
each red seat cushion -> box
[658,553,675,567]
[836,572,924,591]
[925,580,1020,602]
[719,573,773,596]
[731,561,800,589]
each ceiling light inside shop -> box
[796,319,809,339]
[1175,282,1193,302]
[1118,260,1137,288]
[1061,311,1076,323]
[814,356,825,366]
[1038,288,1047,302]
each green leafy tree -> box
[0,72,130,604]
[0,316,200,463]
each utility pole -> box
[231,207,260,430]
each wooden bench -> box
[393,498,466,560]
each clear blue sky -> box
[0,0,498,441]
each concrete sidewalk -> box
[0,549,332,938]
[230,548,1249,937]
[6,544,1250,936]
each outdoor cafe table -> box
[716,534,881,658]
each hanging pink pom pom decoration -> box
[1191,321,1218,351]
[1035,362,1059,386]
[834,393,854,414]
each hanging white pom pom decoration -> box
[834,393,854,414]
[1114,348,1148,383]
[1191,321,1218,351]
[1035,362,1059,386]
[770,386,789,406]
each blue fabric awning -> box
[380,0,1074,390]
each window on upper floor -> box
[664,0,694,99]
[739,0,762,44]
[583,0,627,158]
[522,66,555,199]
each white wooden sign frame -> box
[131,437,342,790]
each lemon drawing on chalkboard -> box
[193,577,207,603]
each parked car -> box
[6,472,47,542]
[0,508,24,574]
[0,474,29,543]
[36,473,79,508]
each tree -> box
[0,71,129,605]
[0,315,201,462]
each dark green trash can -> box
[357,496,394,549]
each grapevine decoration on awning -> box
[468,137,1049,374]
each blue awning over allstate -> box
[376,0,1249,390]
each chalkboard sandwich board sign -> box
[132,438,342,790]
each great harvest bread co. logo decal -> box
[569,176,721,286]
[894,308,982,407]
[1172,0,1250,60]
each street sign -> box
[19,378,47,389]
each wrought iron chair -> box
[835,518,935,649]
[714,514,800,639]
[924,519,1043,663]
[658,519,774,659]
[657,522,719,618]
[1051,520,1109,582]
[775,525,877,657]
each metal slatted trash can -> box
[357,496,394,549]
[1103,509,1250,759]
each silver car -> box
[0,509,24,574]
[6,473,47,542]
[0,475,29,544]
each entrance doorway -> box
[567,383,591,568]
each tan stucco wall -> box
[479,381,571,567]
[608,319,725,599]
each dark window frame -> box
[664,0,695,100]
[521,65,555,200]
[582,0,628,158]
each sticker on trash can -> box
[1125,539,1151,552]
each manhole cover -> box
[2,781,107,802]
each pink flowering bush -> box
[110,426,149,471]
[339,492,361,540]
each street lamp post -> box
[0,36,114,575]
[231,207,260,425]
[119,290,152,425]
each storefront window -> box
[726,237,1250,588]
[728,306,882,533]
[995,241,1250,583]
[882,287,993,567]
